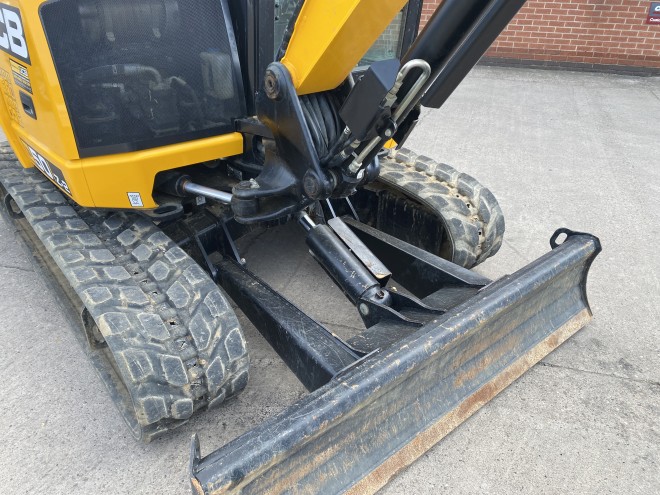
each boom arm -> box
[280,0,408,95]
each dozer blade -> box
[190,230,601,494]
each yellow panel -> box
[281,0,407,95]
[81,133,244,209]
[14,131,243,209]
[0,1,81,160]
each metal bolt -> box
[359,303,369,316]
[348,160,361,174]
[303,171,322,199]
[376,290,386,299]
[264,70,281,100]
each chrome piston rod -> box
[180,180,233,204]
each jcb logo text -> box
[0,4,29,64]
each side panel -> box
[8,127,242,209]
[0,0,80,161]
[80,133,243,209]
[281,0,408,95]
[4,117,243,209]
[0,0,244,209]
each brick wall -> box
[363,12,405,64]
[421,1,660,69]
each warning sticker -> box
[10,59,32,94]
[127,192,144,208]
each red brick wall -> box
[421,1,660,69]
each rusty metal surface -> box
[346,309,591,495]
[327,217,392,283]
[190,232,601,495]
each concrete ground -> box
[0,66,658,494]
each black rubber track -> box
[377,148,505,268]
[0,143,249,442]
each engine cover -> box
[0,0,245,209]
